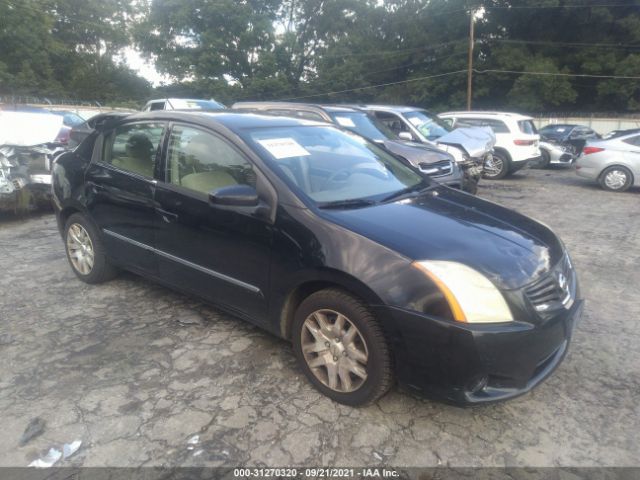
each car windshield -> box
[243,125,425,206]
[328,111,398,142]
[403,110,451,140]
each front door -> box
[85,121,166,273]
[153,124,273,323]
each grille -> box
[525,254,575,313]
[419,160,453,177]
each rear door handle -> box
[156,208,179,223]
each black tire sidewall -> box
[292,290,391,406]
[539,150,551,168]
[64,213,113,283]
[599,166,633,192]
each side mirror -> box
[209,184,259,207]
[398,131,413,141]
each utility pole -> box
[467,9,475,111]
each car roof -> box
[123,110,323,132]
[355,104,425,113]
[440,111,534,121]
[540,123,580,129]
[232,101,360,114]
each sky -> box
[123,47,169,86]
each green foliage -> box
[1,0,638,112]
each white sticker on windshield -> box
[257,138,310,159]
[335,116,356,127]
[556,128,566,132]
[408,117,422,127]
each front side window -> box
[403,110,451,140]
[243,125,424,205]
[103,122,165,178]
[167,125,256,195]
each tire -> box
[599,166,633,192]
[537,149,551,169]
[482,151,510,179]
[461,170,478,194]
[292,288,393,406]
[64,213,118,283]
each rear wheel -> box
[292,289,393,406]
[483,151,509,179]
[64,213,118,283]
[599,166,633,192]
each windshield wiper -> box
[381,182,438,203]
[318,198,378,209]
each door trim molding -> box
[103,229,262,295]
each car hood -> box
[436,127,496,158]
[382,139,452,166]
[321,187,564,290]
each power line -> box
[474,68,640,79]
[278,70,468,101]
[485,38,640,50]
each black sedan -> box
[52,111,583,406]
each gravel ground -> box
[0,167,638,468]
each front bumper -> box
[372,299,583,405]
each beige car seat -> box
[113,133,155,177]
[177,134,238,194]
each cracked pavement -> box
[0,167,638,467]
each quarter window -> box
[103,123,164,178]
[623,135,640,146]
[166,126,256,195]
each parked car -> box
[439,112,540,178]
[68,112,133,148]
[347,104,494,187]
[575,131,640,192]
[52,111,582,406]
[232,101,471,192]
[0,109,66,213]
[537,124,599,168]
[601,128,640,140]
[142,98,226,112]
[538,141,575,168]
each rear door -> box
[85,121,166,273]
[153,123,274,323]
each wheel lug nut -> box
[342,351,347,356]
[325,341,330,347]
[333,356,338,362]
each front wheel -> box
[483,151,510,179]
[599,166,633,192]
[537,149,551,169]
[292,289,393,406]
[64,213,118,283]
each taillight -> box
[513,139,535,146]
[582,146,604,155]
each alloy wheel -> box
[66,223,95,275]
[300,309,369,393]
[483,155,504,178]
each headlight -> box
[413,260,513,323]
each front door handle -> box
[156,208,179,223]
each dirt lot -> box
[0,167,638,468]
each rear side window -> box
[456,118,510,133]
[518,120,537,134]
[148,102,165,111]
[623,135,640,147]
[102,123,165,178]
[166,125,256,195]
